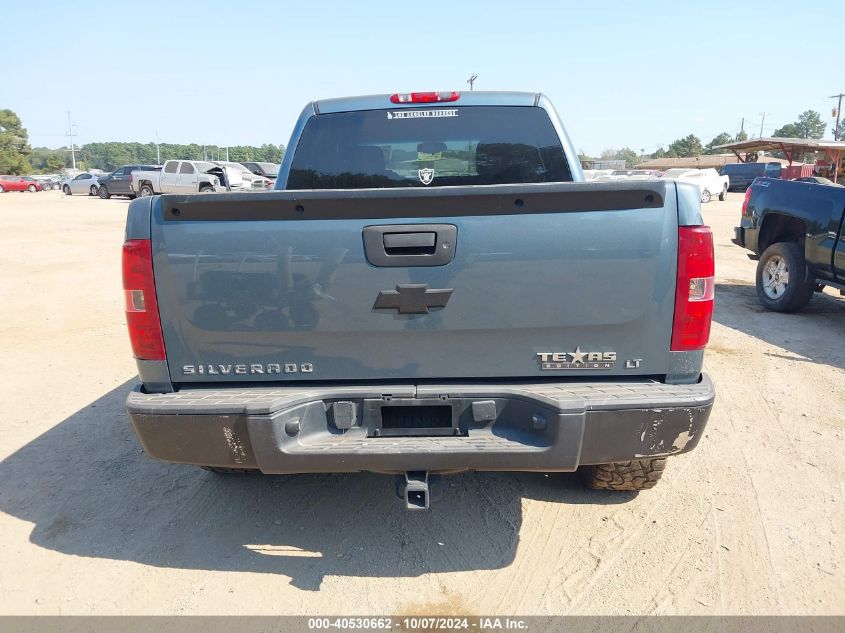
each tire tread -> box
[583,458,667,491]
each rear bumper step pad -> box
[126,375,715,474]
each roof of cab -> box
[314,91,540,114]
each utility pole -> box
[739,117,745,139]
[155,130,161,164]
[466,73,478,91]
[66,111,77,173]
[830,93,844,140]
[225,146,229,161]
[759,112,767,138]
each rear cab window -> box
[287,106,572,189]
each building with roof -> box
[635,154,789,170]
[713,137,845,182]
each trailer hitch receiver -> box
[398,471,431,510]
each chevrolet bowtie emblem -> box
[373,284,453,314]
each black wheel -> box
[718,185,727,201]
[755,242,815,312]
[200,466,259,474]
[27,184,37,192]
[582,458,666,491]
[63,185,71,195]
[98,185,110,199]
[139,184,154,197]
[199,185,214,193]
[89,185,98,196]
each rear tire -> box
[200,466,259,474]
[719,185,727,201]
[755,242,815,312]
[0,184,5,193]
[63,185,71,195]
[582,458,666,491]
[89,185,98,196]
[98,185,110,199]
[139,184,154,197]
[27,184,37,192]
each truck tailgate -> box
[149,181,681,384]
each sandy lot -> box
[0,189,842,616]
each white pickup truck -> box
[131,160,227,197]
[661,168,729,203]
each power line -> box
[466,73,477,91]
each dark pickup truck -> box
[733,178,845,311]
[122,91,716,509]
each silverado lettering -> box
[182,363,314,375]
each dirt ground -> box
[0,189,842,616]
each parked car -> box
[30,175,55,190]
[719,161,782,191]
[122,90,715,508]
[607,169,660,181]
[732,177,845,311]
[213,161,272,189]
[98,165,161,199]
[242,161,279,184]
[0,175,42,192]
[584,168,614,181]
[130,160,225,196]
[661,168,728,203]
[38,175,63,191]
[20,176,45,192]
[61,173,101,196]
[795,176,843,187]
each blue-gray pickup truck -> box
[122,91,715,509]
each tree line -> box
[589,110,831,167]
[28,142,285,173]
[2,108,285,175]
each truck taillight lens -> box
[122,239,165,360]
[390,91,460,104]
[671,226,715,351]
[740,187,752,217]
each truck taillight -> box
[390,91,460,104]
[122,239,165,360]
[740,186,752,217]
[671,226,714,351]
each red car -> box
[0,175,42,193]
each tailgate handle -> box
[383,231,436,254]
[363,224,457,267]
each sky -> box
[2,0,840,156]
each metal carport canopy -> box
[713,137,845,182]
